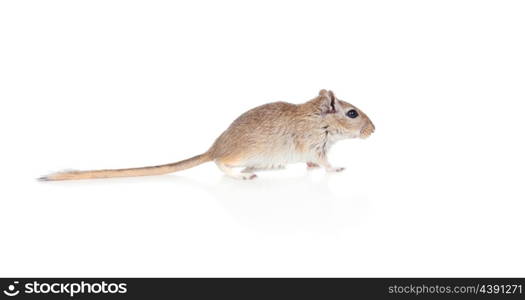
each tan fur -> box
[40,154,210,181]
[40,90,374,181]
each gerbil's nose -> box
[360,120,375,138]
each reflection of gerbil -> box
[40,89,375,181]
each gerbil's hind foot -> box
[241,165,285,173]
[242,173,258,180]
[306,162,320,169]
[232,171,258,180]
[326,167,345,172]
[216,162,258,180]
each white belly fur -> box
[241,148,316,169]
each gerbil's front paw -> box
[326,167,345,173]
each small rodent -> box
[40,89,375,181]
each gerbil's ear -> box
[318,89,338,114]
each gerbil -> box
[39,89,375,181]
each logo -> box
[2,281,127,297]
[3,281,20,297]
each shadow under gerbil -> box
[195,173,370,234]
[40,172,369,234]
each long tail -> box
[38,153,212,181]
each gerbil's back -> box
[209,101,299,158]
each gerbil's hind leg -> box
[216,161,257,180]
[241,167,257,173]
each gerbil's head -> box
[315,89,375,139]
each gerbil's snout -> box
[360,119,375,139]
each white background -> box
[1,0,524,276]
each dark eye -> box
[346,109,359,118]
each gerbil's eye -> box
[346,109,359,118]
